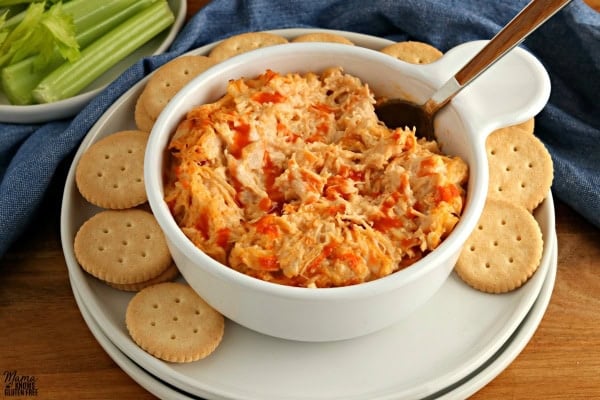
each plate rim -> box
[434,232,557,399]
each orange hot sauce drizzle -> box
[229,122,251,159]
[194,212,210,240]
[215,228,230,248]
[436,184,460,204]
[252,91,285,104]
[253,215,280,239]
[257,255,280,271]
[418,157,438,177]
[372,189,405,232]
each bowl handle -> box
[420,40,551,142]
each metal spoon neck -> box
[428,77,462,115]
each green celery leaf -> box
[0,1,44,66]
[0,1,79,69]
[0,11,7,45]
[40,1,78,63]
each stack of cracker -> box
[454,119,553,293]
[74,129,179,291]
[73,127,224,363]
[377,40,553,294]
[74,51,238,362]
[135,55,217,132]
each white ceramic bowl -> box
[0,0,186,124]
[145,41,550,342]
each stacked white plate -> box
[61,29,558,400]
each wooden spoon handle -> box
[454,0,572,86]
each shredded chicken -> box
[164,67,468,288]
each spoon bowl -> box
[375,0,572,139]
[375,97,434,140]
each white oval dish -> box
[145,40,550,342]
[0,0,186,124]
[61,29,557,399]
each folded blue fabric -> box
[0,0,598,257]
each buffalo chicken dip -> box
[164,67,468,288]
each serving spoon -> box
[375,0,573,140]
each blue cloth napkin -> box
[1,0,598,257]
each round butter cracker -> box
[126,282,225,363]
[491,118,535,136]
[74,209,172,285]
[75,130,149,209]
[455,199,543,294]
[108,263,180,292]
[486,125,553,211]
[137,55,217,128]
[208,32,288,63]
[134,95,156,133]
[291,32,354,45]
[380,41,443,64]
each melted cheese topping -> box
[164,68,468,288]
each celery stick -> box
[3,0,144,32]
[75,0,159,47]
[33,0,174,103]
[1,0,159,104]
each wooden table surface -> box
[1,1,599,399]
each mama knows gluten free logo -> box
[3,370,38,397]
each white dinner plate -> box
[0,0,186,124]
[60,29,557,400]
[69,233,557,400]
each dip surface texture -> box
[165,68,468,288]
